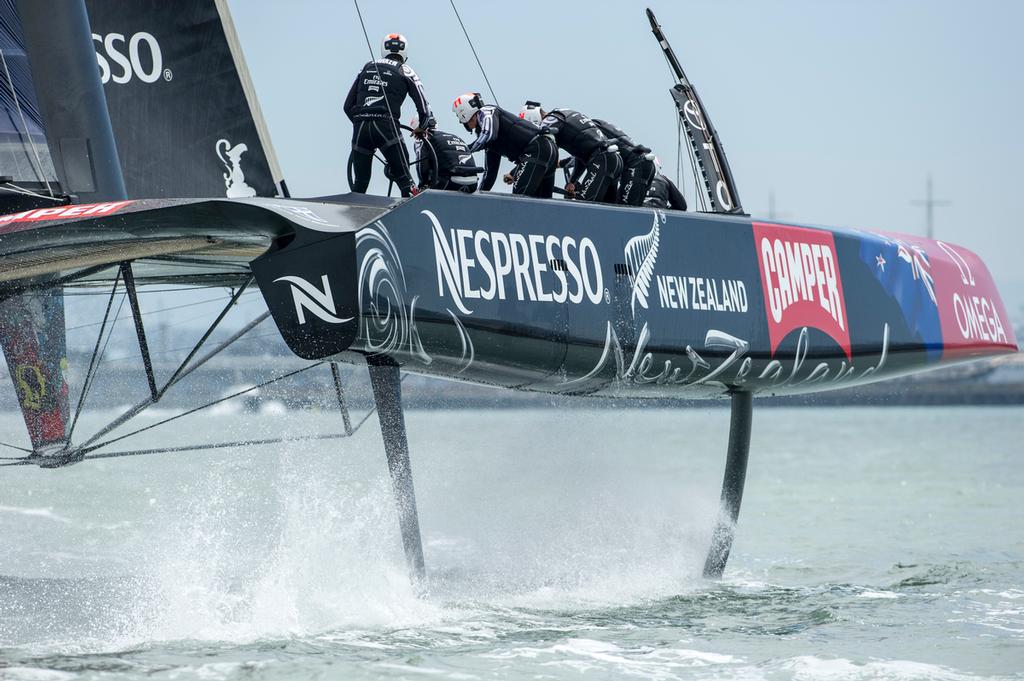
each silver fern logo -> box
[624,211,664,317]
[274,274,352,325]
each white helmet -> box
[519,100,542,125]
[453,92,483,124]
[381,33,407,60]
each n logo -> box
[274,274,352,325]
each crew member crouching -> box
[452,93,556,198]
[592,118,656,206]
[644,159,687,211]
[520,101,622,204]
[410,118,481,192]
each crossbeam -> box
[79,310,270,450]
[119,262,158,400]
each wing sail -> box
[84,0,285,199]
[0,2,60,202]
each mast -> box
[16,0,125,202]
[0,1,125,461]
[646,8,743,215]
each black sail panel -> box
[84,0,283,198]
[647,8,743,215]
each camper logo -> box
[753,222,851,360]
[274,275,353,325]
[216,139,257,198]
[93,32,170,84]
[0,201,132,229]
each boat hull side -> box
[256,191,1017,399]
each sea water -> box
[0,406,1021,679]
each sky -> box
[227,0,1024,319]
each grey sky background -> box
[229,0,1024,319]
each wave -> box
[0,505,73,525]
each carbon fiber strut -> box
[703,391,753,578]
[367,357,426,584]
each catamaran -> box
[0,2,1016,581]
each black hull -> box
[251,192,1017,399]
[2,192,1012,401]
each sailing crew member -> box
[344,33,434,198]
[410,118,480,192]
[452,93,556,198]
[593,118,656,206]
[644,159,687,211]
[520,101,622,204]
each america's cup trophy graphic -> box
[216,138,258,198]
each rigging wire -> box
[62,283,252,295]
[98,330,282,366]
[678,116,705,212]
[449,0,499,107]
[0,48,54,197]
[0,182,64,203]
[67,275,125,442]
[65,290,258,332]
[84,432,359,461]
[2,310,409,466]
[80,374,393,462]
[676,112,683,190]
[0,371,403,466]
[77,311,273,451]
[156,277,256,395]
[80,362,326,455]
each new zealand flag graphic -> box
[859,235,942,361]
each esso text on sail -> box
[92,31,167,84]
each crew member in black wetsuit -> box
[452,92,556,198]
[344,33,433,197]
[592,118,656,206]
[410,117,480,192]
[644,159,687,210]
[520,101,622,204]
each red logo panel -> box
[879,232,1018,359]
[0,201,132,234]
[753,222,851,360]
